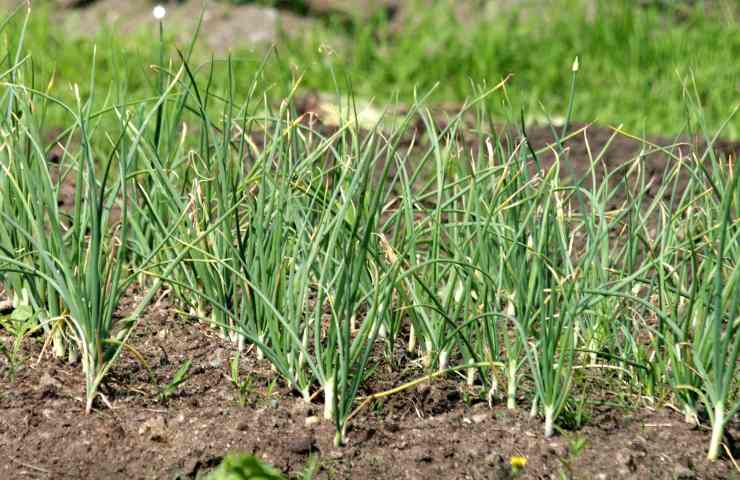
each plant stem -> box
[407,323,416,352]
[507,361,517,410]
[684,405,698,426]
[256,334,265,361]
[544,405,555,438]
[707,402,724,461]
[438,349,449,373]
[324,375,335,421]
[487,373,498,407]
[466,359,476,386]
[422,338,433,368]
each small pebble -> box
[138,416,167,442]
[287,435,316,455]
[327,449,344,460]
[384,422,400,433]
[292,402,316,417]
[471,402,489,412]
[546,442,567,458]
[471,413,488,424]
[37,373,62,394]
[673,465,696,480]
[207,348,225,368]
[305,416,320,426]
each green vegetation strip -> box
[4,0,739,138]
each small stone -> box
[471,413,488,424]
[546,442,568,458]
[38,372,62,390]
[415,450,432,463]
[0,300,13,314]
[629,440,647,459]
[182,453,218,478]
[467,447,483,458]
[492,456,513,480]
[182,457,200,477]
[673,465,695,480]
[138,416,167,442]
[327,449,343,460]
[484,453,503,466]
[36,373,62,399]
[207,348,225,368]
[352,428,376,444]
[305,416,320,427]
[292,402,316,417]
[416,383,431,396]
[446,390,461,402]
[384,422,399,433]
[629,437,648,453]
[287,435,316,455]
[616,451,636,472]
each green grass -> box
[288,0,739,136]
[3,0,738,138]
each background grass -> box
[5,0,738,137]
[289,0,739,136]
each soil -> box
[518,123,739,212]
[1,288,738,479]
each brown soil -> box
[1,290,738,480]
[521,122,739,180]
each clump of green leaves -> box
[207,453,285,480]
[0,305,38,380]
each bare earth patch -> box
[1,302,736,479]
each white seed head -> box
[572,56,579,72]
[153,5,166,20]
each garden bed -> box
[1,290,737,479]
[2,123,738,479]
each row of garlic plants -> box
[1,6,737,457]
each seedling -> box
[230,352,254,407]
[158,359,192,403]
